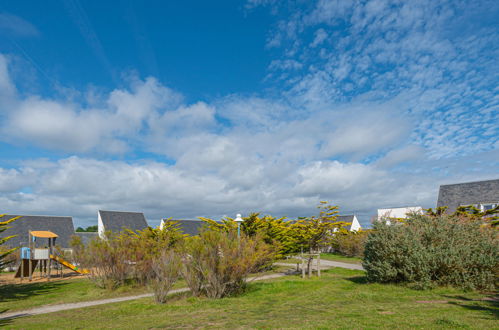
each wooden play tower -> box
[15,230,88,281]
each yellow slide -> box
[50,254,89,274]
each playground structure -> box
[15,230,88,282]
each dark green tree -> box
[0,214,21,268]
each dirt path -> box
[0,273,285,321]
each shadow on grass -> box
[345,275,368,284]
[0,317,14,327]
[0,308,13,326]
[0,281,71,312]
[443,294,499,319]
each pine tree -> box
[0,214,21,269]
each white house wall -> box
[377,206,423,220]
[350,216,362,231]
[97,212,105,239]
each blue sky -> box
[0,0,498,228]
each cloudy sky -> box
[0,0,498,228]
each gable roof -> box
[337,215,354,223]
[98,210,148,233]
[437,179,499,213]
[74,232,98,246]
[161,219,204,236]
[0,215,75,248]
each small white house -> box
[376,206,423,225]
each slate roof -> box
[171,219,204,236]
[0,215,75,248]
[437,179,499,213]
[337,215,355,223]
[74,232,98,246]
[99,210,148,233]
[336,215,355,230]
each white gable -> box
[98,211,105,239]
[350,215,362,231]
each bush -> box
[182,230,276,298]
[363,214,499,290]
[74,231,135,289]
[126,224,185,285]
[331,231,368,257]
[71,224,185,290]
[149,249,181,303]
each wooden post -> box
[20,257,24,282]
[47,238,51,281]
[301,249,305,279]
[307,249,311,278]
[317,252,321,277]
[28,231,32,281]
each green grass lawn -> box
[0,266,289,314]
[284,253,362,265]
[0,278,152,313]
[320,252,362,264]
[3,268,497,329]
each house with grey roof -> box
[336,215,362,232]
[436,179,499,213]
[98,210,148,238]
[0,215,75,248]
[160,219,204,236]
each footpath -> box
[0,262,363,320]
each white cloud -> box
[0,12,39,37]
[0,55,16,100]
[2,150,496,228]
[262,0,498,159]
[374,145,425,168]
[0,62,185,153]
[310,28,327,47]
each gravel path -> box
[0,273,284,321]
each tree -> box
[75,225,98,232]
[200,213,291,258]
[0,214,21,269]
[200,202,349,259]
[286,201,349,275]
[425,205,499,227]
[289,201,349,253]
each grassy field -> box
[285,253,362,265]
[320,253,362,264]
[0,265,291,313]
[0,278,151,313]
[3,268,497,329]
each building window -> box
[480,203,498,212]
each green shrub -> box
[182,230,276,298]
[149,249,181,303]
[330,231,368,257]
[76,231,135,289]
[71,224,185,290]
[363,214,499,290]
